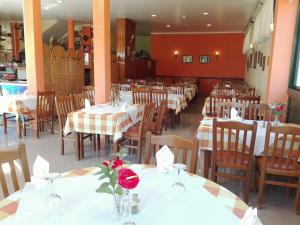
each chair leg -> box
[51,116,54,134]
[36,119,40,139]
[80,133,84,159]
[3,113,7,134]
[243,170,251,204]
[97,135,101,151]
[257,170,266,209]
[92,135,96,151]
[137,140,142,164]
[211,161,217,183]
[294,178,300,215]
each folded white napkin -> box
[31,156,50,189]
[85,98,91,109]
[120,102,127,111]
[156,145,174,173]
[231,108,239,120]
[239,207,257,225]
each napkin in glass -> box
[239,207,257,225]
[85,98,91,109]
[156,145,174,173]
[231,108,241,121]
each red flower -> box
[275,105,284,112]
[102,159,123,169]
[118,168,139,190]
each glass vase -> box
[273,114,280,126]
[113,194,122,220]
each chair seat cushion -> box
[257,156,300,175]
[123,123,140,140]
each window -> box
[290,4,300,90]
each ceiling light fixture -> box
[182,15,186,19]
[152,14,157,17]
[56,0,63,3]
[207,24,212,27]
[203,12,209,15]
[166,24,171,28]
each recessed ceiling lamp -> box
[182,15,186,19]
[207,24,212,27]
[203,12,209,15]
[56,0,63,3]
[152,14,157,17]
[166,24,171,28]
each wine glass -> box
[171,163,187,201]
[44,173,62,213]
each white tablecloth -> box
[0,95,36,115]
[12,165,243,225]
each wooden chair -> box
[0,144,30,198]
[151,100,167,135]
[144,131,199,174]
[168,85,184,95]
[249,103,271,121]
[118,103,155,163]
[236,96,261,119]
[256,123,300,214]
[120,84,131,91]
[151,86,165,92]
[72,93,85,110]
[84,86,95,106]
[23,90,55,138]
[55,96,94,159]
[211,118,258,203]
[132,89,152,105]
[151,90,168,109]
[218,102,246,119]
[209,95,232,117]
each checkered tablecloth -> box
[64,104,143,143]
[0,166,262,225]
[0,95,36,117]
[120,91,187,114]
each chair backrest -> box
[168,85,184,95]
[236,96,261,118]
[139,103,155,140]
[151,90,168,108]
[262,122,300,172]
[111,83,120,90]
[0,144,30,198]
[72,93,85,110]
[212,118,257,165]
[218,101,246,119]
[55,95,75,131]
[120,84,131,91]
[132,90,152,105]
[249,103,271,121]
[235,88,256,97]
[151,86,165,91]
[144,131,199,173]
[209,95,232,117]
[36,90,55,118]
[84,86,95,106]
[152,100,167,135]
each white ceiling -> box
[0,0,259,34]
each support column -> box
[68,18,75,49]
[92,0,111,104]
[22,0,44,94]
[10,23,20,60]
[266,0,299,103]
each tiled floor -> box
[0,96,299,225]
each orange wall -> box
[151,33,246,78]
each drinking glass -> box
[171,163,187,201]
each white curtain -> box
[243,25,253,54]
[252,0,274,46]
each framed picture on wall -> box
[183,55,193,63]
[199,55,210,64]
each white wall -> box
[245,38,272,100]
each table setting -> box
[0,145,262,225]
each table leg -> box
[97,135,101,151]
[204,150,211,179]
[80,133,84,159]
[3,113,7,134]
[76,132,80,161]
[16,116,22,139]
[113,141,119,153]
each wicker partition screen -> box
[51,46,67,95]
[76,50,84,93]
[66,49,77,94]
[43,45,53,91]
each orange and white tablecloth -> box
[0,166,262,225]
[120,91,187,114]
[0,95,36,116]
[64,104,143,142]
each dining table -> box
[197,116,299,178]
[0,94,37,138]
[119,91,187,114]
[0,164,262,225]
